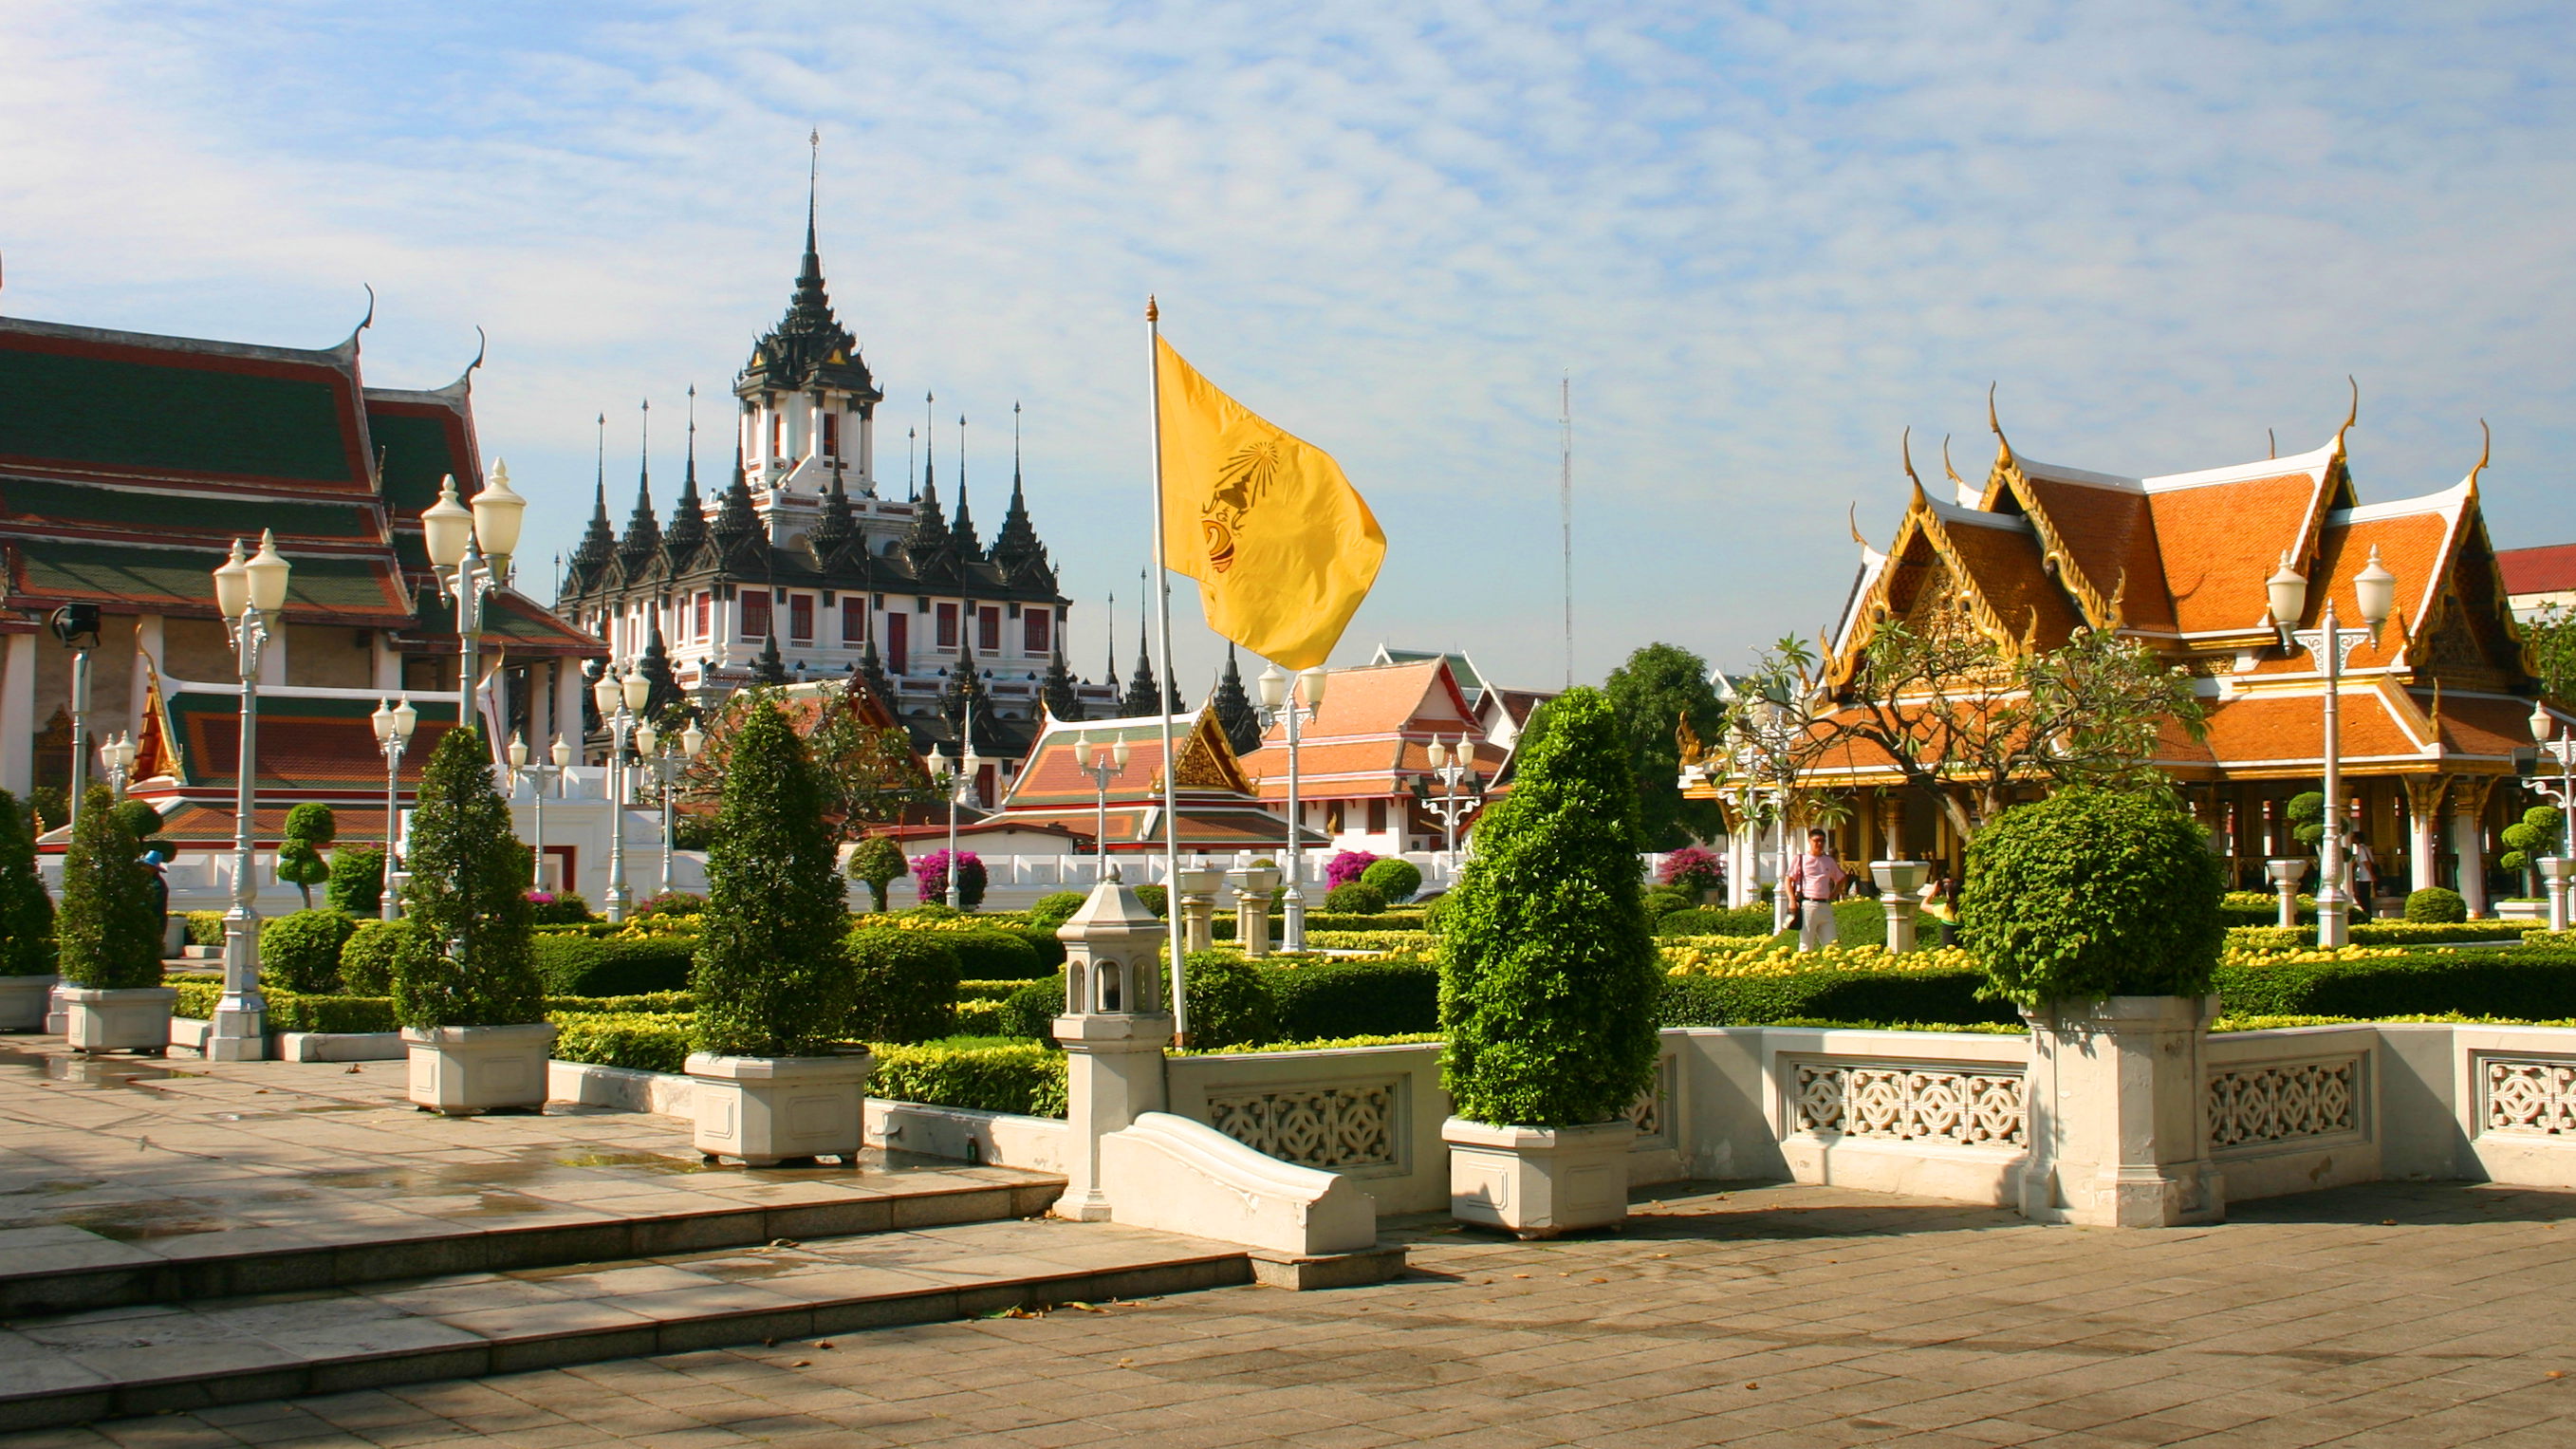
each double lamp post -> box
[2265,545,2399,950]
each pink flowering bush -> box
[1659,846,1724,894]
[1325,850,1382,890]
[912,848,988,911]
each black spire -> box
[751,627,789,686]
[853,632,897,700]
[618,399,661,566]
[737,136,877,402]
[904,406,954,573]
[949,414,982,560]
[810,459,857,559]
[1042,641,1084,723]
[1211,643,1262,756]
[639,625,683,720]
[1121,600,1173,717]
[663,388,708,560]
[570,412,615,578]
[713,445,757,545]
[942,629,1006,756]
[992,400,1047,576]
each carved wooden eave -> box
[1826,485,2048,694]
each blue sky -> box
[5,2,2571,695]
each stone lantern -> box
[1051,871,1172,1220]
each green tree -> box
[2286,792,2326,852]
[391,730,541,1028]
[1603,642,1727,849]
[54,786,162,989]
[1439,687,1661,1126]
[275,803,336,909]
[2526,603,2576,704]
[693,700,856,1058]
[325,845,386,916]
[1961,788,2224,1008]
[0,789,57,977]
[845,835,909,913]
[2501,804,2566,894]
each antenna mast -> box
[1560,371,1574,689]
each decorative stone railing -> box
[2480,1057,2576,1137]
[1789,1061,2027,1148]
[2207,1057,2361,1150]
[1203,1079,1401,1170]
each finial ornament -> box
[2468,418,2492,489]
[1900,426,1920,487]
[1987,382,2012,467]
[2268,427,2276,459]
[1847,502,1866,548]
[2334,376,2359,455]
[1941,433,1964,485]
[1146,295,1159,323]
[467,324,487,378]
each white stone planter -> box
[1443,1117,1636,1238]
[0,975,57,1031]
[401,1023,558,1116]
[687,1050,876,1166]
[61,986,176,1054]
[2019,994,2223,1228]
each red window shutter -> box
[843,597,867,644]
[1025,608,1050,655]
[789,594,815,642]
[741,591,771,641]
[936,603,958,648]
[978,607,1001,653]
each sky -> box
[4,2,2572,698]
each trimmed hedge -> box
[2406,887,2469,923]
[259,910,358,994]
[2213,949,2576,1020]
[1268,957,1440,1040]
[844,925,962,1043]
[946,928,1047,981]
[185,910,229,948]
[1654,968,2014,1030]
[1656,905,1772,938]
[338,920,418,995]
[958,978,1030,1002]
[955,998,1011,1034]
[1322,882,1386,914]
[2229,921,2539,951]
[529,934,699,996]
[551,1012,691,1074]
[871,1040,1067,1118]
[169,982,401,1034]
[1211,910,1426,938]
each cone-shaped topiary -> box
[325,845,385,916]
[1961,787,2224,1008]
[0,789,57,977]
[845,834,907,912]
[1439,689,1660,1127]
[54,786,163,989]
[390,730,542,1028]
[693,700,855,1057]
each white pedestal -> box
[2267,859,2307,929]
[1871,862,1928,953]
[1443,1117,1635,1238]
[1053,1012,1170,1220]
[2543,859,2572,935]
[0,975,55,1031]
[687,1050,875,1166]
[2018,995,2223,1228]
[61,986,176,1055]
[402,1023,558,1116]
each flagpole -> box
[1146,296,1190,1045]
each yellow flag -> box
[1155,335,1385,671]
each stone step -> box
[0,1217,1250,1433]
[0,1169,1064,1320]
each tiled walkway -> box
[9,1170,2575,1447]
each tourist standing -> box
[1783,828,1849,952]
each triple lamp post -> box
[1252,663,1326,952]
[97,733,139,797]
[1072,733,1132,881]
[417,466,527,748]
[1417,736,1483,861]
[592,665,654,923]
[507,732,575,897]
[631,716,707,898]
[207,530,292,1060]
[368,697,418,921]
[2531,701,2576,934]
[926,741,983,909]
[2264,545,2400,950]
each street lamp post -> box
[2530,701,2576,933]
[592,667,650,923]
[1072,734,1130,882]
[419,465,527,752]
[369,697,418,921]
[508,733,574,897]
[633,717,706,899]
[46,605,102,827]
[1418,735,1483,863]
[99,733,137,798]
[209,532,291,1061]
[927,742,981,909]
[2268,545,2399,948]
[1254,664,1327,951]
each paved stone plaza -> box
[2,1037,2571,1449]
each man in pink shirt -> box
[1783,829,1850,952]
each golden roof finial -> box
[2334,375,2359,455]
[2468,418,2492,490]
[1847,502,1867,548]
[1941,434,1965,486]
[2268,427,2276,459]
[1988,382,2013,468]
[1900,425,1920,487]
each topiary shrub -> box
[184,910,229,948]
[1325,850,1381,890]
[549,1012,693,1074]
[275,803,336,910]
[390,730,543,1029]
[259,909,357,994]
[1642,885,1693,920]
[530,934,696,995]
[634,891,703,920]
[1652,905,1772,938]
[871,1040,1068,1117]
[844,925,962,1043]
[1359,857,1422,904]
[1420,892,1455,935]
[2285,791,2326,852]
[1322,882,1386,914]
[845,835,910,913]
[1132,884,1168,918]
[338,920,419,995]
[911,848,988,910]
[54,786,163,990]
[946,928,1047,981]
[1439,688,1660,1127]
[998,974,1066,1040]
[1028,890,1087,931]
[324,845,385,917]
[525,891,596,925]
[692,702,855,1058]
[0,789,56,978]
[2501,807,2564,892]
[1179,950,1279,1050]
[1267,957,1440,1039]
[2405,886,2469,923]
[1961,788,2224,1009]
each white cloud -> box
[2,0,2569,695]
